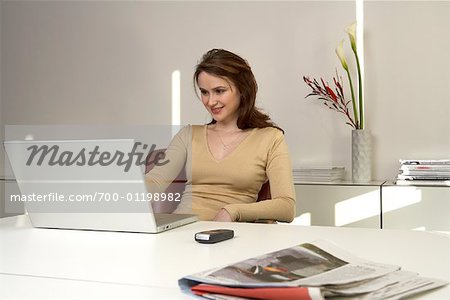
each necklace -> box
[217,131,242,151]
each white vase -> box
[352,129,372,183]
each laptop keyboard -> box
[154,213,189,225]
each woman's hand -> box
[213,208,233,222]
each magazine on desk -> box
[179,240,448,300]
[399,159,450,165]
[396,159,450,186]
[400,164,450,173]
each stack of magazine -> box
[293,167,345,183]
[179,240,447,300]
[396,159,450,186]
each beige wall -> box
[364,0,450,180]
[1,1,449,185]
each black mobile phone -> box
[194,229,234,244]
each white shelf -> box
[295,182,450,231]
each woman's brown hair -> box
[194,49,282,132]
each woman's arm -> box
[222,129,296,222]
[145,125,191,193]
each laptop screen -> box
[4,139,154,215]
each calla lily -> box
[302,21,364,129]
[335,40,348,71]
[336,39,358,128]
[345,21,364,129]
[345,22,357,53]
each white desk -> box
[0,215,449,299]
[0,274,191,300]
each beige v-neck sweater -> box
[145,125,296,222]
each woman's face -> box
[197,71,240,125]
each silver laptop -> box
[3,139,197,233]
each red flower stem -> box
[344,69,359,128]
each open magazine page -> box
[183,240,398,288]
[179,240,448,299]
[323,270,419,296]
[362,277,449,300]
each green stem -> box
[345,68,359,129]
[353,50,364,129]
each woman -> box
[146,49,295,222]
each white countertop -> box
[0,215,449,299]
